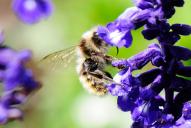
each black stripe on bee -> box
[89,72,103,79]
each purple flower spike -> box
[0,49,39,92]
[0,105,8,124]
[12,0,53,24]
[95,0,191,127]
[0,101,23,125]
[0,42,40,124]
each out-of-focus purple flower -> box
[0,44,40,124]
[0,92,24,124]
[0,48,39,92]
[12,0,53,24]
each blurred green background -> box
[0,0,191,128]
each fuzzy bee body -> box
[41,27,114,96]
[76,28,112,96]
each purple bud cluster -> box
[0,33,40,124]
[12,0,54,24]
[98,0,191,127]
[0,0,53,124]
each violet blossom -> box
[0,33,40,124]
[98,0,191,127]
[12,0,53,24]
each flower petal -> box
[164,44,191,60]
[12,0,53,24]
[171,24,191,36]
[117,95,136,112]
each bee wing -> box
[40,46,77,71]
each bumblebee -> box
[41,27,115,96]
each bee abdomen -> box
[79,71,107,96]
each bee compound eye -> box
[84,58,98,72]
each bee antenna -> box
[116,47,119,56]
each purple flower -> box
[96,0,190,127]
[182,102,191,120]
[112,43,163,70]
[107,84,127,96]
[141,97,164,125]
[142,21,171,40]
[0,43,40,124]
[171,24,191,36]
[0,49,36,90]
[142,22,191,45]
[174,102,191,127]
[0,92,24,124]
[117,94,137,112]
[133,0,154,9]
[163,44,191,61]
[12,0,53,24]
[97,7,141,48]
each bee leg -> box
[88,70,121,86]
[103,71,113,79]
[116,47,119,56]
[104,55,115,64]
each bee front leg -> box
[104,55,114,64]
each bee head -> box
[83,58,98,72]
[91,32,103,47]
